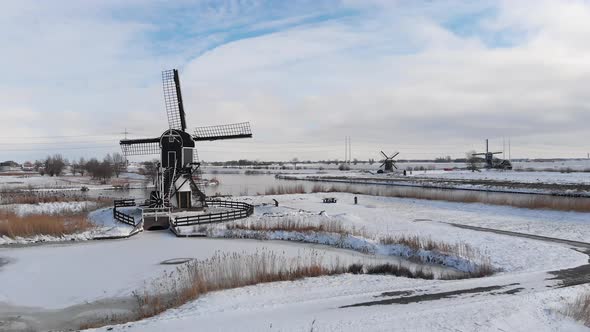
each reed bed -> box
[227,217,492,277]
[380,234,494,277]
[0,211,94,238]
[306,183,590,212]
[129,250,346,321]
[227,216,368,237]
[563,292,590,327]
[83,249,438,328]
[0,191,110,205]
[263,184,306,195]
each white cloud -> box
[1,0,589,162]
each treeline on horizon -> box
[26,153,127,180]
[202,157,576,167]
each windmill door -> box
[177,192,191,209]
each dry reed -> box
[0,191,111,205]
[263,184,306,195]
[84,249,439,328]
[130,250,346,320]
[227,216,369,238]
[380,234,494,277]
[0,211,94,238]
[563,292,590,327]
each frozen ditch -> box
[0,232,463,331]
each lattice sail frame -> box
[193,122,252,141]
[120,139,160,156]
[162,69,186,131]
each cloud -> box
[1,0,589,162]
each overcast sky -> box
[1,0,589,163]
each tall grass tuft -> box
[563,292,590,327]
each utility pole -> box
[509,138,511,162]
[348,136,352,164]
[344,136,347,163]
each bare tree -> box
[44,154,65,177]
[140,160,158,183]
[465,150,481,172]
[78,157,86,176]
[112,152,126,178]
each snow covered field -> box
[0,193,589,331]
[280,169,590,195]
[409,169,590,185]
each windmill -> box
[472,139,512,170]
[379,151,399,173]
[120,69,252,211]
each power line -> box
[0,145,116,151]
[0,139,119,146]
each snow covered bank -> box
[176,225,489,276]
[229,194,588,273]
[0,206,136,245]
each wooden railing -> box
[113,199,136,226]
[172,199,254,226]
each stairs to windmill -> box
[192,150,205,189]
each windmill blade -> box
[162,69,187,131]
[380,162,386,168]
[193,122,252,142]
[380,151,388,159]
[393,162,398,169]
[392,152,400,159]
[120,137,160,156]
[472,153,486,156]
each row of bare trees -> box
[36,153,126,179]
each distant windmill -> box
[472,139,512,170]
[379,151,399,173]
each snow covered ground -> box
[0,193,589,331]
[409,169,590,185]
[279,169,590,195]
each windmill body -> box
[119,69,252,228]
[472,139,512,170]
[378,151,399,173]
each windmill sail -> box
[193,122,252,141]
[120,137,160,156]
[162,69,186,131]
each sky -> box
[1,0,589,163]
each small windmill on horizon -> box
[378,150,399,173]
